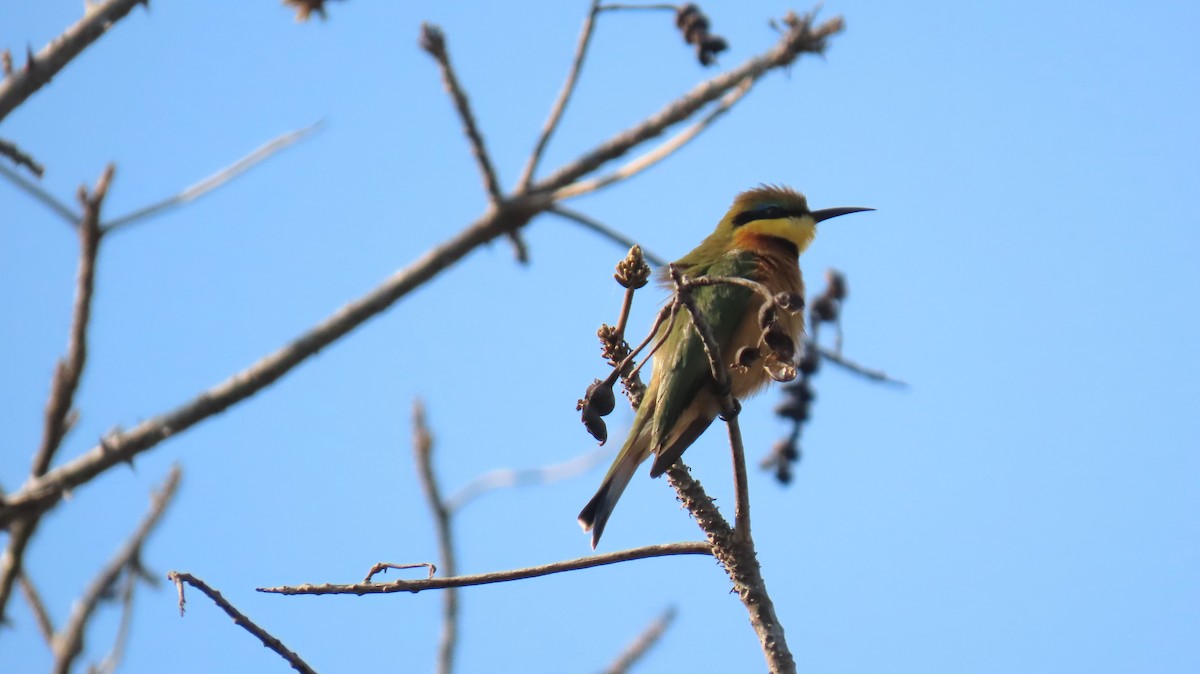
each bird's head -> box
[715,184,872,257]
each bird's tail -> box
[577,436,645,549]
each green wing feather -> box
[650,251,757,457]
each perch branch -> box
[666,464,794,674]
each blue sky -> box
[2,1,1198,672]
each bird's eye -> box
[758,206,786,220]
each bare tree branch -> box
[52,466,181,674]
[533,10,844,194]
[169,571,317,674]
[103,122,322,232]
[0,164,112,626]
[516,0,602,191]
[418,23,528,263]
[412,399,459,674]
[418,24,503,204]
[86,548,137,674]
[0,137,44,177]
[0,0,149,122]
[598,605,677,674]
[666,465,794,674]
[17,572,55,646]
[257,542,712,596]
[0,190,550,529]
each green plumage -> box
[577,185,868,548]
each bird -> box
[578,185,871,548]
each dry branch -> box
[412,400,458,674]
[51,466,180,674]
[169,571,317,674]
[0,165,112,626]
[258,542,712,596]
[0,0,149,122]
[666,465,794,674]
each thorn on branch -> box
[1,49,11,76]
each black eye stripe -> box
[732,205,798,227]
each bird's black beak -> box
[811,206,874,223]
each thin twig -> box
[17,573,55,646]
[548,206,667,267]
[52,466,181,674]
[516,0,602,191]
[0,164,111,626]
[34,164,111,476]
[419,23,526,262]
[597,3,677,11]
[257,542,712,596]
[412,399,458,674]
[445,446,610,514]
[419,24,503,203]
[553,79,753,201]
[598,606,677,674]
[817,346,907,386]
[168,571,317,674]
[89,565,137,674]
[532,10,844,194]
[103,122,322,232]
[0,163,80,226]
[0,137,45,177]
[0,0,149,122]
[665,464,794,674]
[362,562,436,584]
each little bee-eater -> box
[578,185,871,547]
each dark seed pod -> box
[582,410,608,445]
[798,345,820,375]
[774,397,809,422]
[810,296,839,323]
[584,378,616,416]
[763,326,796,363]
[776,292,805,312]
[735,345,761,368]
